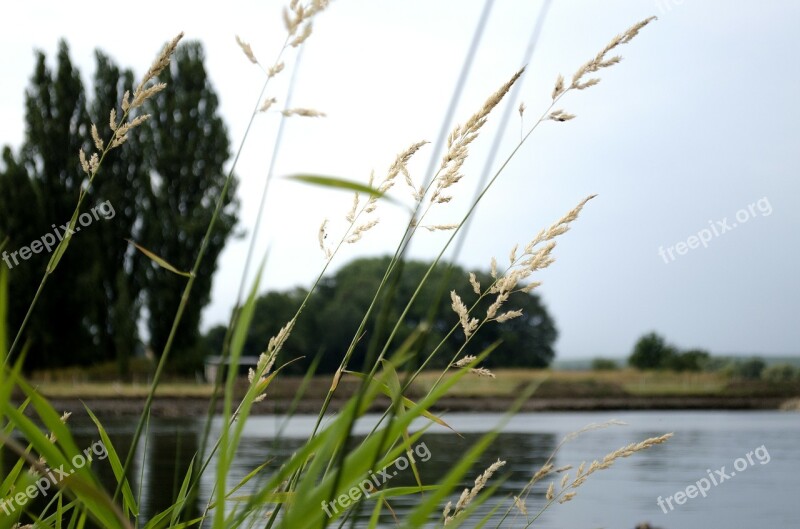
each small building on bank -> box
[204,355,260,382]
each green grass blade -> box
[225,461,270,499]
[84,405,139,518]
[169,456,195,528]
[402,381,541,528]
[344,370,458,434]
[278,347,489,528]
[367,499,382,529]
[286,174,404,207]
[45,211,79,273]
[0,266,6,359]
[0,399,32,497]
[214,265,264,529]
[0,394,130,529]
[127,240,192,277]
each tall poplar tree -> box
[0,42,95,369]
[139,41,238,371]
[0,40,238,374]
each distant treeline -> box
[589,332,800,382]
[202,256,559,375]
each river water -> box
[6,410,799,528]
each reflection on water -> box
[3,411,798,528]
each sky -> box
[1,1,798,360]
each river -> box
[5,410,798,528]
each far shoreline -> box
[19,395,799,418]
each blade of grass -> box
[84,405,139,518]
[169,457,195,528]
[401,381,540,528]
[127,240,192,277]
[286,174,403,208]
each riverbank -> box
[17,368,799,417]
[27,394,797,418]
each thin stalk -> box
[413,0,553,373]
[4,127,119,365]
[351,90,572,467]
[114,46,282,502]
[311,0,494,451]
[314,3,498,526]
[193,40,305,511]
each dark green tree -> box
[212,256,558,374]
[0,41,99,369]
[469,279,557,369]
[628,332,677,370]
[761,363,800,383]
[735,357,766,380]
[139,41,238,372]
[667,348,710,372]
[203,324,229,359]
[0,40,236,375]
[86,51,152,376]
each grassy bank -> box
[25,368,800,400]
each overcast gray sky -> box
[2,1,798,360]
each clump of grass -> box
[0,6,664,529]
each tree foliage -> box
[0,40,236,373]
[0,42,98,369]
[665,347,710,372]
[591,358,619,371]
[628,332,676,370]
[139,42,238,372]
[733,357,767,380]
[761,363,800,383]
[628,332,711,372]
[205,256,558,374]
